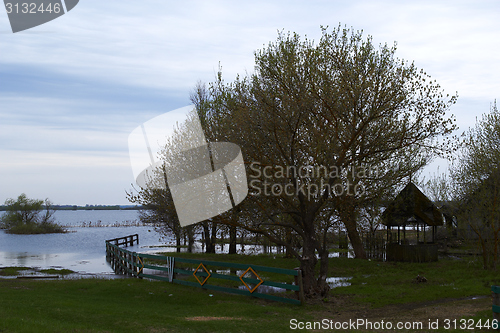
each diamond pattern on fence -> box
[239,267,263,293]
[193,263,211,286]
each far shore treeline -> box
[0,204,143,211]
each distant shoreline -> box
[0,205,144,212]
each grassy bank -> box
[329,256,498,307]
[0,277,311,333]
[0,254,497,332]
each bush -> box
[0,194,65,234]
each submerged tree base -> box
[3,222,66,234]
[1,194,65,235]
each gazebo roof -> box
[381,182,443,227]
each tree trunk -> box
[299,215,330,296]
[285,229,294,258]
[299,239,318,296]
[176,232,181,253]
[344,219,366,259]
[202,222,215,253]
[187,226,195,253]
[229,225,237,254]
[210,222,217,253]
[317,248,330,295]
[240,229,245,253]
[339,197,366,259]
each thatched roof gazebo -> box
[381,182,444,262]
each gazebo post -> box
[417,223,420,243]
[403,225,406,244]
[398,225,400,244]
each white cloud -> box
[0,150,133,205]
[1,0,499,204]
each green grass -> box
[0,266,31,276]
[0,278,315,333]
[329,256,499,308]
[39,268,75,275]
[0,267,74,277]
[0,254,497,332]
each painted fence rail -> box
[105,235,303,305]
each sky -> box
[0,0,499,205]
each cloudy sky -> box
[0,0,499,205]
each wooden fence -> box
[386,243,438,262]
[362,232,386,261]
[107,234,139,247]
[105,235,303,305]
[338,232,386,260]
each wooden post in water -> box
[112,247,116,273]
[126,252,130,275]
[119,250,123,274]
[122,250,126,274]
[115,247,119,274]
[129,252,133,275]
[130,252,133,276]
[132,253,137,276]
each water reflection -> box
[0,209,358,276]
[0,225,169,274]
[326,276,352,288]
[238,284,288,293]
[328,251,355,258]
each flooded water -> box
[326,276,352,288]
[1,210,360,281]
[0,210,171,274]
[0,210,287,275]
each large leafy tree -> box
[451,101,500,269]
[196,25,457,296]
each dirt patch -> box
[364,297,490,321]
[311,295,492,331]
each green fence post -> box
[294,268,304,305]
[492,285,500,329]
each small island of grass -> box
[0,194,66,234]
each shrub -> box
[0,194,65,234]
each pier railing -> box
[106,234,139,247]
[105,234,303,305]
